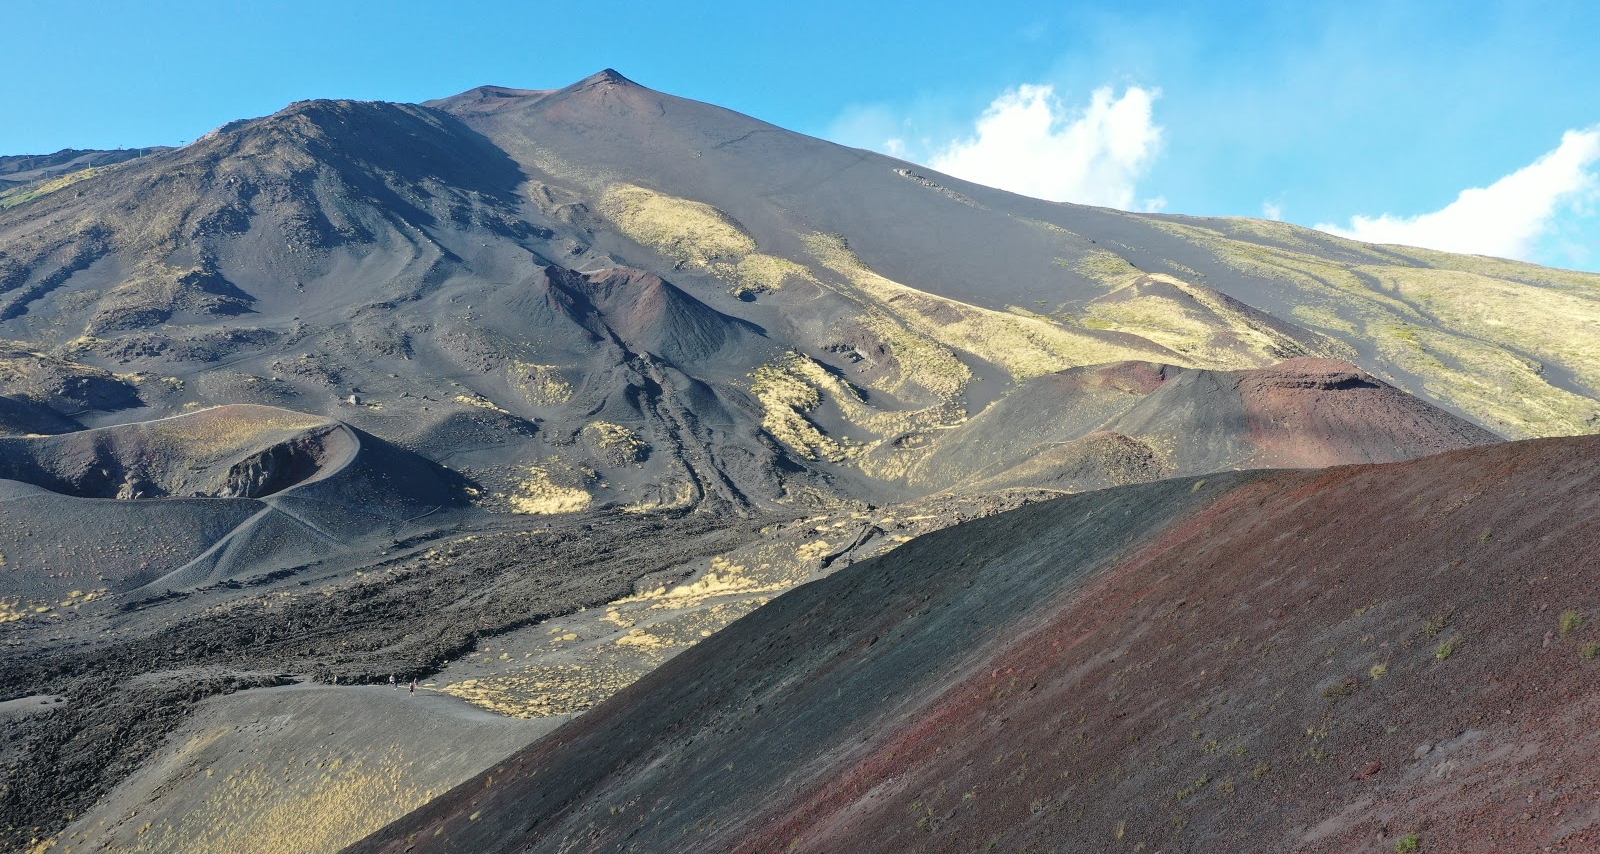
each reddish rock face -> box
[347,435,1600,854]
[916,357,1498,493]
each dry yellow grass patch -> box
[103,748,424,854]
[452,393,510,414]
[582,420,648,465]
[599,183,757,268]
[727,252,815,294]
[0,165,116,209]
[1146,216,1600,437]
[1067,247,1144,288]
[508,361,573,405]
[505,466,591,514]
[749,357,853,462]
[597,183,818,297]
[804,233,1176,382]
[1080,273,1302,368]
[152,407,330,458]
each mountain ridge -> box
[2,69,1599,854]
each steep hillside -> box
[2,68,1597,854]
[0,404,469,606]
[1,68,1592,532]
[913,357,1498,491]
[435,69,1600,439]
[350,435,1600,854]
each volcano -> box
[2,69,1597,854]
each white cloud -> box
[1262,201,1283,221]
[1316,126,1600,260]
[927,84,1164,210]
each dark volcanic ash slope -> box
[0,67,1593,854]
[349,435,1600,854]
[431,70,1600,439]
[0,404,468,603]
[916,356,1499,492]
[0,92,837,515]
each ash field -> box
[2,69,1598,854]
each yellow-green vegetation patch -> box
[1143,216,1600,438]
[1066,247,1144,288]
[582,420,649,465]
[508,361,573,405]
[153,407,332,458]
[99,747,426,854]
[1080,273,1300,368]
[599,183,756,268]
[0,596,39,623]
[1387,245,1600,291]
[621,555,792,610]
[504,465,591,514]
[804,232,1178,383]
[1371,266,1600,397]
[727,252,816,295]
[778,351,964,479]
[596,183,823,298]
[453,392,510,414]
[621,479,696,514]
[749,355,853,462]
[0,165,116,210]
[855,310,971,401]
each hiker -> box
[389,674,396,689]
[409,677,417,694]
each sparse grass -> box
[748,355,852,462]
[508,361,572,405]
[582,421,649,465]
[0,165,110,209]
[1176,775,1210,801]
[1369,663,1389,680]
[1435,636,1461,661]
[804,232,1179,384]
[1580,643,1598,661]
[1395,831,1421,852]
[599,183,756,268]
[1322,680,1356,699]
[1559,609,1585,637]
[504,465,590,515]
[1142,215,1600,438]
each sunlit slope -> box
[53,684,555,854]
[1,67,1593,523]
[436,71,1600,440]
[1130,217,1600,438]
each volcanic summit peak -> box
[583,68,640,87]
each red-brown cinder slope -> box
[346,436,1600,854]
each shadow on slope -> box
[349,435,1600,854]
[0,405,469,601]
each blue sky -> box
[4,0,1597,269]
